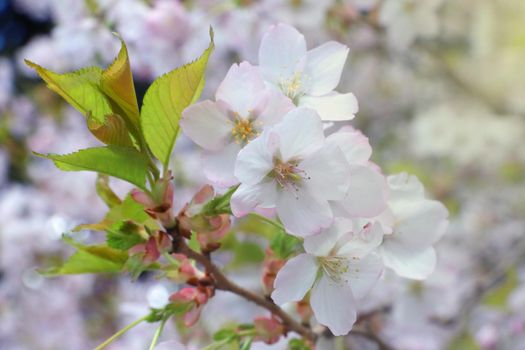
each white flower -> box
[377,173,448,280]
[379,0,443,50]
[258,23,358,121]
[272,218,384,335]
[181,61,294,187]
[230,107,350,237]
[326,126,389,218]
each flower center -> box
[279,73,304,104]
[318,256,351,285]
[231,118,259,145]
[269,159,309,190]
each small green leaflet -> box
[106,221,146,250]
[35,146,149,190]
[40,237,128,276]
[141,29,214,167]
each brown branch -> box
[170,232,317,342]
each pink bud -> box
[254,316,285,345]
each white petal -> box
[343,165,388,218]
[215,61,266,117]
[303,222,343,257]
[254,89,294,126]
[387,173,425,202]
[381,244,437,280]
[300,143,351,201]
[259,23,306,85]
[276,187,333,237]
[274,107,324,162]
[304,41,349,96]
[343,252,383,299]
[230,181,277,217]
[271,253,319,305]
[326,127,372,165]
[180,100,232,151]
[234,131,277,185]
[299,92,358,121]
[337,222,384,258]
[310,274,357,336]
[390,199,448,249]
[202,143,241,187]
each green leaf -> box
[41,237,128,276]
[482,268,518,309]
[96,174,122,208]
[24,60,111,123]
[106,221,147,250]
[270,231,301,259]
[287,339,313,350]
[87,113,134,147]
[202,185,238,216]
[36,146,149,190]
[100,38,141,136]
[141,29,214,166]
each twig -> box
[174,237,317,342]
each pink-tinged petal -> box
[215,62,266,117]
[342,252,383,299]
[381,244,437,280]
[202,142,241,188]
[271,253,318,305]
[234,131,278,185]
[310,274,357,336]
[180,100,232,151]
[300,143,351,201]
[154,341,186,350]
[304,41,349,96]
[230,181,277,217]
[326,127,372,165]
[276,188,333,237]
[343,165,388,218]
[299,92,358,121]
[391,199,448,249]
[259,23,306,85]
[184,304,203,327]
[254,89,295,126]
[275,107,324,162]
[131,188,156,208]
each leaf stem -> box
[94,315,149,350]
[148,317,168,350]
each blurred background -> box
[1,0,524,349]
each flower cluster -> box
[180,23,449,335]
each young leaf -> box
[141,29,214,166]
[270,231,301,259]
[96,174,122,208]
[24,60,111,123]
[106,221,147,250]
[35,146,150,190]
[87,113,135,147]
[40,237,128,276]
[100,38,141,135]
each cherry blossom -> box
[272,218,384,335]
[377,173,449,279]
[326,126,389,218]
[258,23,358,121]
[181,61,294,187]
[230,107,351,237]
